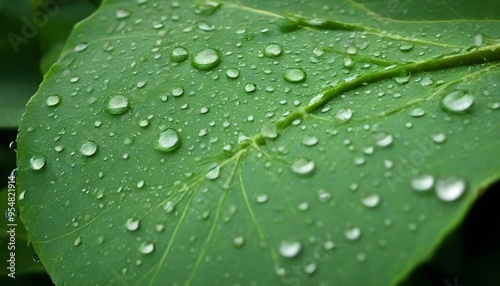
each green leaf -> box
[16,0,500,285]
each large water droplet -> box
[291,159,315,175]
[411,174,434,191]
[106,95,130,115]
[441,90,474,112]
[435,177,466,201]
[191,48,222,71]
[125,218,140,231]
[170,47,189,63]
[264,44,283,57]
[155,129,181,153]
[206,165,220,180]
[46,95,61,107]
[139,242,154,254]
[279,241,301,258]
[261,124,278,139]
[284,68,306,83]
[30,155,46,171]
[80,141,98,157]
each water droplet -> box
[116,9,131,19]
[318,189,331,202]
[489,102,500,110]
[206,165,220,180]
[261,124,278,139]
[435,177,466,201]
[171,87,184,97]
[74,236,82,246]
[264,44,283,57]
[323,241,335,250]
[297,202,309,211]
[233,236,245,247]
[431,133,446,144]
[19,190,26,201]
[46,95,61,107]
[302,135,318,146]
[191,48,222,71]
[225,68,240,79]
[256,194,268,203]
[410,108,425,117]
[345,227,361,240]
[125,218,140,231]
[291,159,315,175]
[106,95,130,115]
[170,47,189,63]
[335,108,352,121]
[139,242,154,254]
[30,155,46,171]
[279,241,301,258]
[284,68,306,83]
[74,43,88,52]
[362,194,380,208]
[399,44,414,51]
[376,134,393,147]
[303,262,317,275]
[80,141,98,157]
[411,174,434,191]
[442,90,474,112]
[32,253,39,262]
[420,77,434,87]
[244,83,257,93]
[155,129,181,153]
[194,0,221,16]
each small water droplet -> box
[442,90,474,112]
[279,241,301,258]
[431,133,446,144]
[318,189,331,202]
[376,134,393,147]
[191,48,222,71]
[302,135,318,146]
[74,236,82,246]
[362,194,380,208]
[410,108,425,117]
[244,83,257,93]
[171,87,184,97]
[46,95,61,107]
[74,43,88,52]
[225,68,240,79]
[80,141,98,157]
[32,253,40,262]
[256,194,268,203]
[284,68,306,83]
[399,44,414,51]
[30,155,46,171]
[264,44,283,57]
[155,129,181,153]
[435,177,466,201]
[335,108,352,121]
[411,174,434,191]
[291,159,315,175]
[115,9,130,19]
[106,95,130,115]
[233,236,245,247]
[345,227,361,240]
[170,47,189,63]
[125,218,140,231]
[139,242,154,254]
[303,262,317,275]
[194,0,221,16]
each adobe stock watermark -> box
[5,169,18,278]
[7,0,70,54]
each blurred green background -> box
[0,0,498,285]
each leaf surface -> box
[17,0,500,285]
